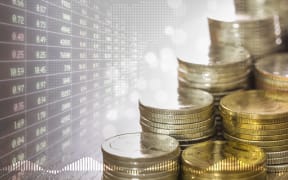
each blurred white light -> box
[276,38,282,45]
[154,90,168,104]
[148,78,162,91]
[233,23,239,28]
[144,52,159,68]
[102,124,117,139]
[129,91,139,103]
[124,107,139,119]
[106,109,118,121]
[136,78,147,90]
[171,29,187,45]
[167,0,183,9]
[164,26,175,36]
[160,48,177,73]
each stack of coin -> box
[139,89,215,150]
[101,132,180,180]
[255,53,288,93]
[208,11,282,59]
[234,0,288,48]
[177,44,251,137]
[220,90,288,173]
[181,140,267,180]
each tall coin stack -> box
[255,53,288,94]
[177,44,251,138]
[234,0,288,48]
[181,140,267,180]
[208,12,282,59]
[220,90,288,173]
[139,90,215,150]
[101,132,180,180]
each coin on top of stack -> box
[181,140,267,180]
[255,53,288,94]
[177,43,251,138]
[219,90,288,173]
[208,10,282,60]
[101,132,180,180]
[139,89,215,150]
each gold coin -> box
[267,164,288,173]
[223,120,288,130]
[103,153,180,169]
[255,53,288,81]
[178,135,214,144]
[223,130,288,141]
[178,64,250,80]
[140,116,214,130]
[223,133,288,147]
[139,113,213,124]
[260,144,288,153]
[142,126,215,140]
[103,158,179,175]
[255,72,288,88]
[220,110,288,124]
[255,74,288,92]
[178,68,250,84]
[176,43,251,69]
[178,76,249,92]
[181,140,266,173]
[138,89,213,115]
[140,121,214,135]
[220,90,288,120]
[255,79,288,92]
[141,124,215,138]
[139,109,214,124]
[223,123,288,136]
[267,150,288,159]
[101,132,180,163]
[267,156,288,165]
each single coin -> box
[223,123,288,136]
[220,90,288,120]
[140,116,214,130]
[101,132,180,163]
[178,76,249,92]
[139,89,213,115]
[142,126,215,140]
[220,109,288,124]
[141,120,214,135]
[255,53,288,81]
[139,105,213,121]
[267,164,288,173]
[223,133,288,147]
[176,43,251,68]
[223,130,288,141]
[267,156,288,165]
[223,120,288,130]
[267,149,288,159]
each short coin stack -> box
[220,90,288,173]
[177,44,251,137]
[139,89,214,150]
[101,132,180,180]
[208,12,282,59]
[255,53,288,94]
[181,140,267,180]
